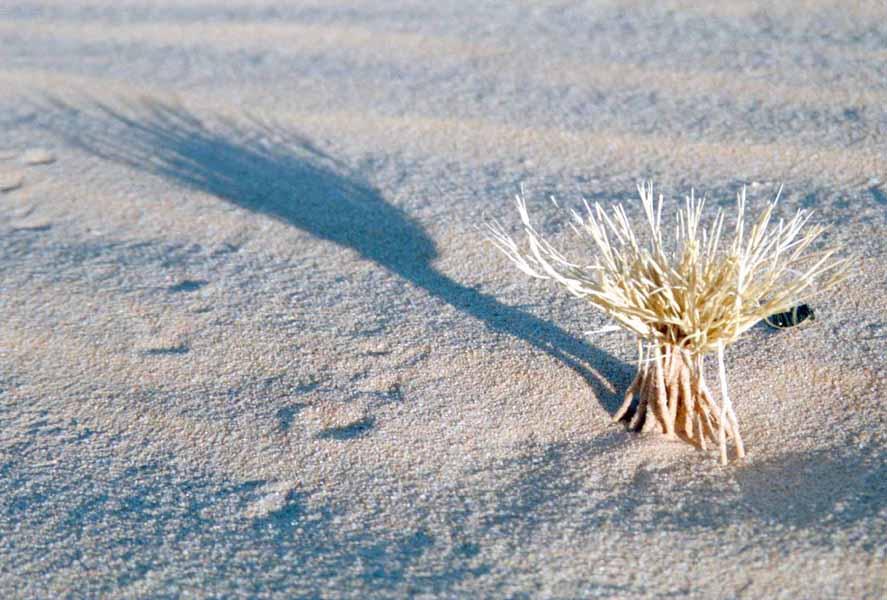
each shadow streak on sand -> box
[40,96,631,412]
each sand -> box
[1,1,885,598]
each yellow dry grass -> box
[486,183,849,463]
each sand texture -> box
[1,1,886,598]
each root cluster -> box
[613,340,745,464]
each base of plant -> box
[613,341,745,465]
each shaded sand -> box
[1,1,885,598]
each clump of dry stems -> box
[486,183,848,464]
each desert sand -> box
[1,1,885,598]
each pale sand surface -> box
[1,1,886,598]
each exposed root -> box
[614,339,644,423]
[613,341,746,462]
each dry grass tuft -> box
[486,183,848,464]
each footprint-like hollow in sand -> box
[143,345,190,356]
[275,404,306,432]
[21,148,56,166]
[243,481,299,520]
[167,279,209,293]
[315,416,375,440]
[141,337,190,355]
[304,401,375,441]
[0,172,24,192]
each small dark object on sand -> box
[765,304,815,329]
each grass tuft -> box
[486,183,849,463]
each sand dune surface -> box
[1,1,885,598]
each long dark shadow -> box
[40,96,631,411]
